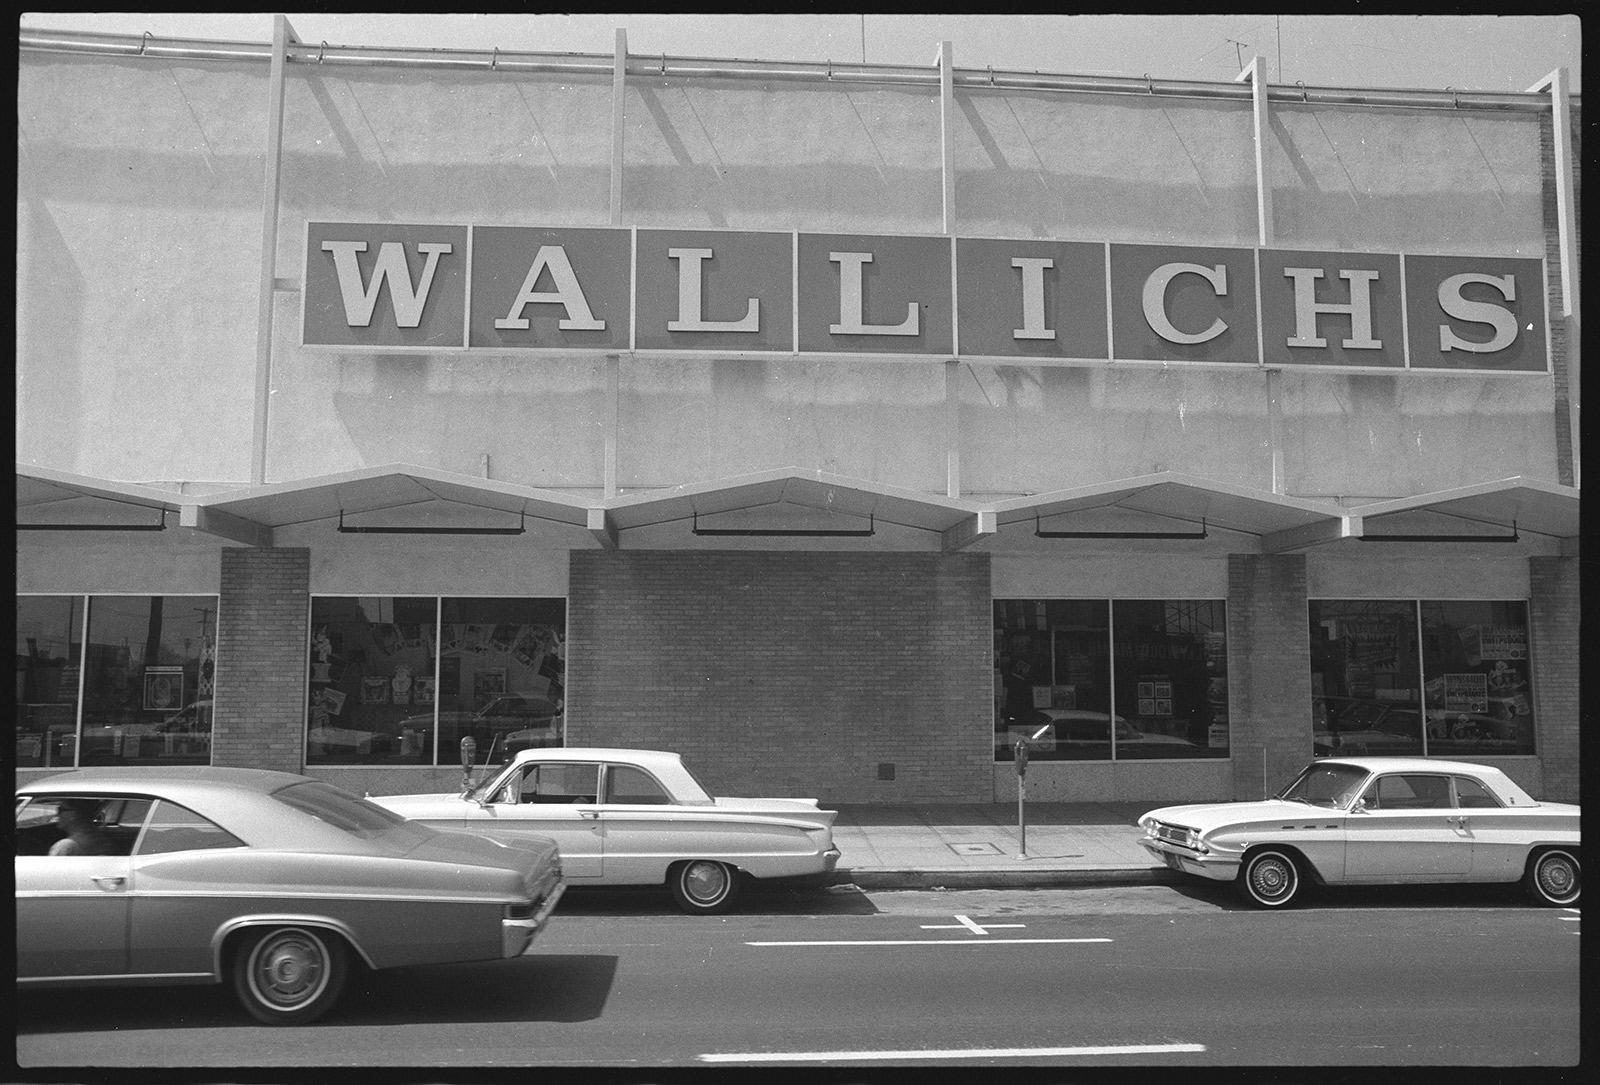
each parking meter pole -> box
[1015,738,1029,859]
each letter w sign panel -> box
[300,222,1547,373]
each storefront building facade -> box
[17,23,1580,804]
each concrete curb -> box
[825,867,1187,891]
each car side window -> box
[135,799,245,855]
[517,763,599,804]
[1453,776,1503,809]
[1372,774,1452,810]
[605,765,673,805]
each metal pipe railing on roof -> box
[17,27,1578,112]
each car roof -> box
[1311,757,1537,804]
[15,767,406,851]
[508,747,684,768]
[17,766,310,796]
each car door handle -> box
[91,876,126,891]
[577,808,599,819]
[1447,815,1468,827]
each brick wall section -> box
[1227,554,1312,799]
[568,550,993,804]
[212,548,310,773]
[1529,555,1579,802]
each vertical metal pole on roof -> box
[1237,56,1285,495]
[611,29,627,226]
[606,30,627,502]
[1528,69,1579,489]
[251,15,297,486]
[937,42,962,500]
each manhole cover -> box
[947,842,1003,856]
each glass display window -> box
[994,598,1227,762]
[306,596,565,767]
[1309,599,1534,758]
[15,594,216,768]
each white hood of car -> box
[1143,799,1324,833]
[372,792,475,819]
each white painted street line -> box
[699,1042,1206,1063]
[919,914,1026,935]
[746,937,1112,946]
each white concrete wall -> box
[15,52,1563,502]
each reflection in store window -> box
[993,599,1227,762]
[15,594,216,768]
[1308,599,1534,758]
[305,596,565,767]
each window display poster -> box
[1032,685,1053,709]
[1050,684,1076,709]
[1481,628,1528,660]
[413,676,435,706]
[1444,673,1489,713]
[143,667,185,712]
[361,676,389,705]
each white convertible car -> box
[372,748,840,914]
[1139,757,1580,908]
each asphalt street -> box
[15,882,1580,1070]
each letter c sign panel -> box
[1109,244,1259,365]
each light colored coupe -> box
[372,747,840,914]
[15,767,564,1024]
[1138,757,1580,908]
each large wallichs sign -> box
[301,222,1548,373]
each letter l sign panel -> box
[303,222,469,348]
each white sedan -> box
[371,748,840,914]
[1138,757,1580,908]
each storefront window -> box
[1420,601,1535,756]
[1309,599,1533,757]
[16,596,84,768]
[994,599,1227,762]
[15,594,216,768]
[306,596,565,767]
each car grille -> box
[1150,821,1194,847]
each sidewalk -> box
[825,801,1185,890]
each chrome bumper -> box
[1139,839,1239,882]
[822,847,842,872]
[502,880,566,957]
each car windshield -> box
[1275,763,1370,809]
[272,780,435,850]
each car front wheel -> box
[669,859,741,914]
[231,926,347,1025]
[1525,848,1580,907]
[1238,848,1302,908]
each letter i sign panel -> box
[303,222,470,348]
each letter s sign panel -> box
[1403,254,1548,372]
[303,222,469,348]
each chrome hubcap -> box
[1253,860,1290,898]
[684,862,729,903]
[1539,858,1576,897]
[254,933,325,1006]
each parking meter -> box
[459,736,477,794]
[1014,737,1029,776]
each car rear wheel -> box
[1238,848,1302,908]
[1524,848,1580,907]
[669,859,741,915]
[231,926,347,1025]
